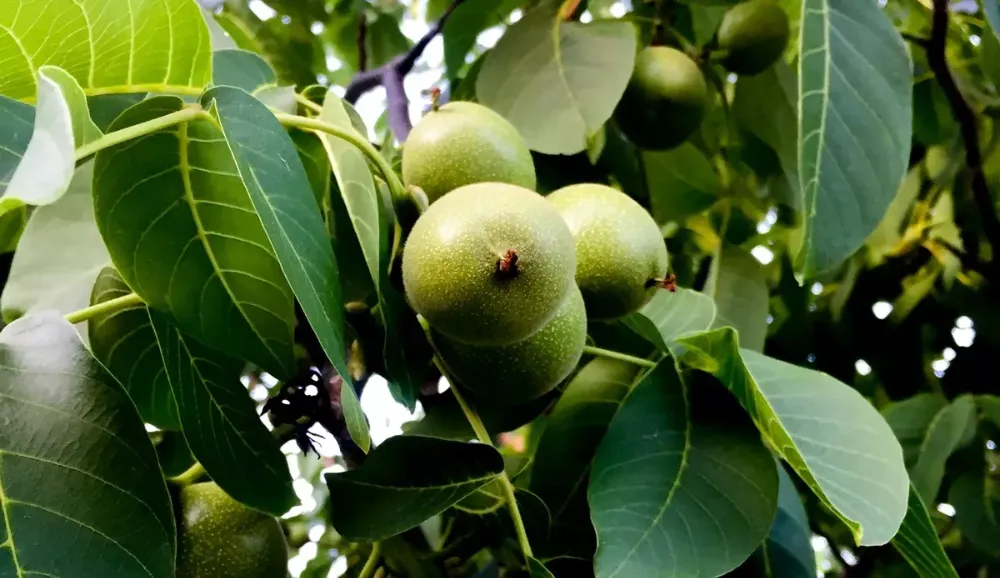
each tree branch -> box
[342,0,469,141]
[926,0,1000,271]
[357,16,368,72]
[382,66,412,141]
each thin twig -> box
[925,0,1000,274]
[343,0,469,105]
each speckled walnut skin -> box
[547,183,668,320]
[176,483,288,578]
[402,182,576,346]
[402,101,536,204]
[434,285,587,404]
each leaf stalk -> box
[64,292,144,324]
[582,345,658,368]
[358,541,381,578]
[274,113,408,205]
[74,105,204,162]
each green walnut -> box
[717,0,790,76]
[613,46,709,150]
[434,285,587,405]
[176,482,288,578]
[402,101,537,203]
[402,182,576,346]
[547,183,668,320]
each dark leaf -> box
[325,435,504,541]
[93,96,297,377]
[148,310,295,516]
[589,361,779,577]
[0,312,175,577]
[89,267,179,429]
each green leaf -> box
[589,361,779,578]
[0,97,33,192]
[317,89,426,410]
[212,49,277,92]
[622,288,717,353]
[890,485,960,578]
[796,0,913,278]
[677,328,909,545]
[443,0,520,81]
[948,471,1000,555]
[290,129,332,212]
[213,11,267,55]
[980,394,1000,427]
[705,247,769,352]
[0,312,175,577]
[736,460,815,577]
[734,63,799,206]
[89,267,179,430]
[643,144,719,226]
[982,0,1000,41]
[92,95,296,377]
[476,0,636,155]
[455,455,534,514]
[0,206,26,254]
[403,388,555,441]
[0,0,212,101]
[907,395,977,505]
[1,162,111,323]
[88,93,147,132]
[883,393,948,466]
[866,167,922,265]
[202,85,369,449]
[148,310,296,516]
[529,557,557,578]
[325,435,504,541]
[760,464,816,578]
[316,92,380,292]
[2,66,100,218]
[529,358,637,548]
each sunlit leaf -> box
[796,0,913,277]
[0,0,212,101]
[0,312,175,577]
[476,0,636,154]
[678,328,909,545]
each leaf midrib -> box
[603,375,693,578]
[176,118,285,375]
[798,0,832,269]
[0,458,24,578]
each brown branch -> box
[357,16,368,72]
[925,0,1000,273]
[343,0,469,119]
